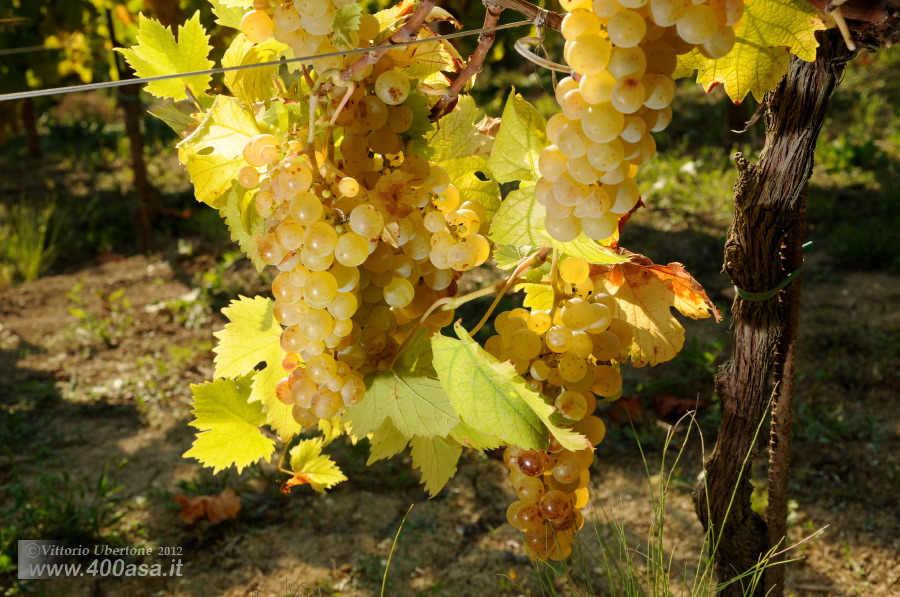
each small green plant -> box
[66,281,135,347]
[0,455,127,581]
[0,201,66,284]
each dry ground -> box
[1,251,898,597]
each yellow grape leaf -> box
[118,12,213,101]
[213,296,300,439]
[184,376,276,474]
[177,95,261,207]
[284,438,347,493]
[208,0,248,29]
[515,282,554,311]
[392,31,461,81]
[677,0,827,102]
[489,90,548,185]
[410,435,462,497]
[449,421,503,451]
[592,255,722,367]
[223,35,286,107]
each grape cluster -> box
[241,0,382,64]
[238,54,490,427]
[538,0,744,241]
[488,257,633,558]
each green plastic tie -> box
[734,242,814,302]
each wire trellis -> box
[0,20,534,103]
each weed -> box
[0,200,66,284]
[0,455,127,583]
[65,281,135,348]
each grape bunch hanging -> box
[162,0,740,563]
[538,0,743,241]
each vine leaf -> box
[177,95,260,207]
[449,421,503,451]
[492,245,539,271]
[366,419,409,465]
[213,296,300,439]
[489,90,548,184]
[515,282,554,311]
[220,185,266,272]
[173,488,241,525]
[208,0,248,29]
[675,0,827,102]
[432,324,589,452]
[332,4,364,50]
[592,253,722,367]
[410,435,462,497]
[490,184,628,265]
[428,96,500,217]
[118,12,213,102]
[223,35,286,107]
[345,330,459,439]
[183,376,275,474]
[284,438,347,494]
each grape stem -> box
[469,247,551,336]
[387,277,525,369]
[431,0,564,121]
[549,248,563,319]
[337,0,437,84]
[431,2,504,121]
[492,0,563,30]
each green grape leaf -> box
[429,95,494,163]
[177,95,260,207]
[147,100,197,136]
[332,4,364,50]
[287,438,348,493]
[449,421,503,451]
[433,323,589,452]
[223,35,286,107]
[489,90,548,184]
[428,96,500,217]
[410,435,462,497]
[345,330,458,439]
[118,12,213,102]
[220,184,266,272]
[183,375,276,474]
[403,91,436,152]
[515,282,554,311]
[676,0,826,102]
[208,0,247,29]
[490,184,629,265]
[436,156,501,218]
[432,323,547,450]
[492,245,539,271]
[213,296,300,439]
[366,419,409,465]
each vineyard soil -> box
[1,250,897,596]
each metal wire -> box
[0,20,533,103]
[0,44,50,57]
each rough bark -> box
[765,194,805,595]
[693,30,853,596]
